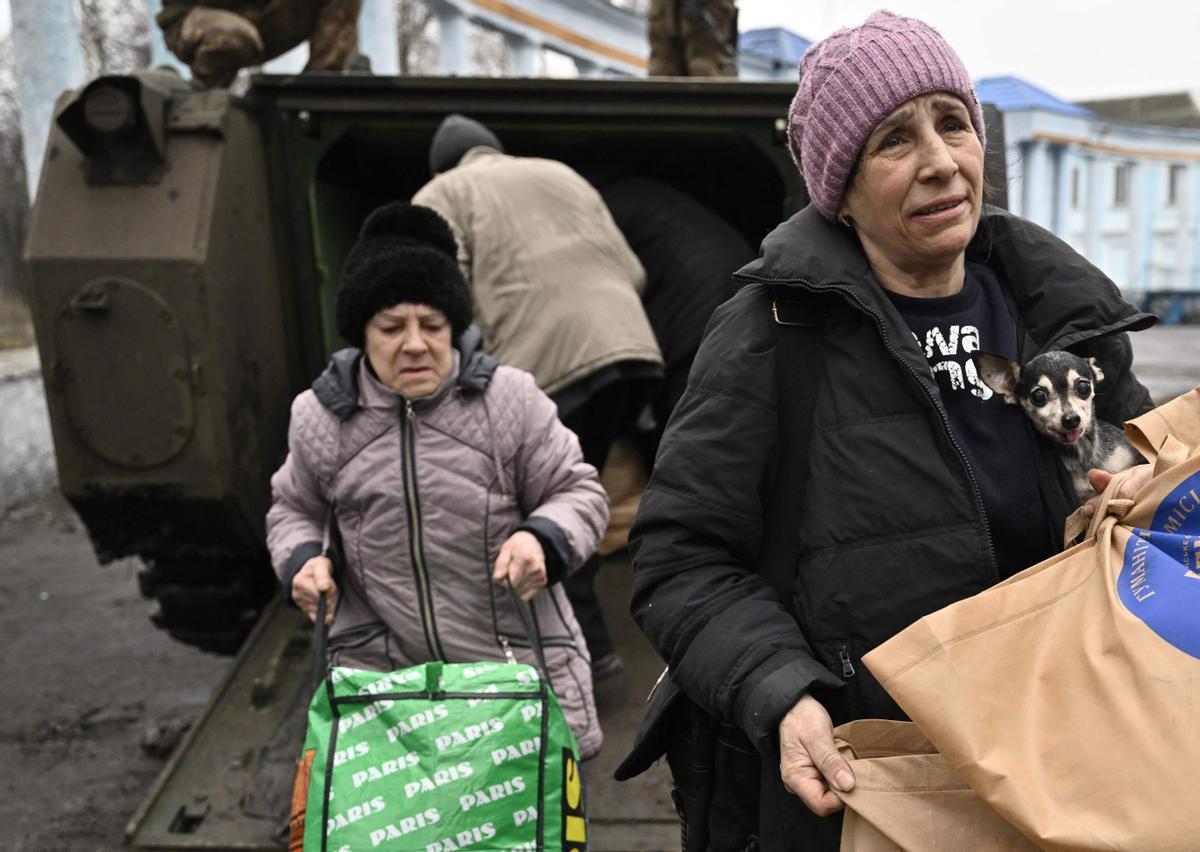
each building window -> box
[1151,234,1178,288]
[1113,163,1130,207]
[1071,168,1080,209]
[1167,164,1186,207]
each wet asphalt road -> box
[1126,325,1200,404]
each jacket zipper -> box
[838,645,856,678]
[737,272,1000,582]
[401,398,446,660]
[498,633,517,664]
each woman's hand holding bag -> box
[292,554,337,625]
[492,530,547,601]
[779,694,856,817]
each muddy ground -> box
[0,491,227,852]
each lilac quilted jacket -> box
[266,349,608,756]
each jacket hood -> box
[735,204,1155,353]
[311,324,498,420]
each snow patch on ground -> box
[0,346,57,513]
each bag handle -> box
[309,593,329,696]
[504,580,550,683]
[1063,466,1139,547]
[1062,432,1191,548]
[308,505,342,689]
[1125,388,1200,463]
[1151,434,1189,479]
[309,582,549,691]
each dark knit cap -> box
[335,203,473,347]
[428,113,504,175]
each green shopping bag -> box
[294,590,588,852]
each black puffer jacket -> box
[599,176,755,461]
[626,205,1155,849]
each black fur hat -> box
[335,203,473,347]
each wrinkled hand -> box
[1082,463,1153,518]
[493,531,547,602]
[779,694,854,816]
[292,555,336,625]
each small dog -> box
[974,351,1143,504]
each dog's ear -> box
[973,353,1020,403]
[1087,356,1105,384]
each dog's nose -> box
[1062,412,1081,429]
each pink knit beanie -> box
[787,10,985,220]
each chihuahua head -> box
[974,351,1103,447]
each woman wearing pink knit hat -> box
[618,10,1156,850]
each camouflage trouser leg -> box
[304,0,362,72]
[247,0,361,72]
[647,0,686,76]
[680,0,737,77]
[164,6,265,89]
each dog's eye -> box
[1075,379,1092,399]
[1030,388,1049,407]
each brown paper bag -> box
[863,388,1200,852]
[834,720,1037,852]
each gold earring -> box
[837,213,852,228]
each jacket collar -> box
[734,204,1155,353]
[311,325,498,421]
[458,146,503,168]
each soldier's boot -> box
[305,0,363,72]
[177,7,265,88]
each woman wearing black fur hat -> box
[266,202,609,757]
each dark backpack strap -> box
[759,291,827,601]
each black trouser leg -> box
[557,376,656,665]
[561,553,614,661]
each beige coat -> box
[266,348,607,757]
[413,148,662,395]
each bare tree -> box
[396,0,438,74]
[471,24,510,76]
[0,32,32,347]
[76,0,151,78]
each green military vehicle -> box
[25,71,1006,849]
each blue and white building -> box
[738,27,809,81]
[976,76,1200,301]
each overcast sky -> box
[1,0,1196,101]
[740,0,1200,101]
